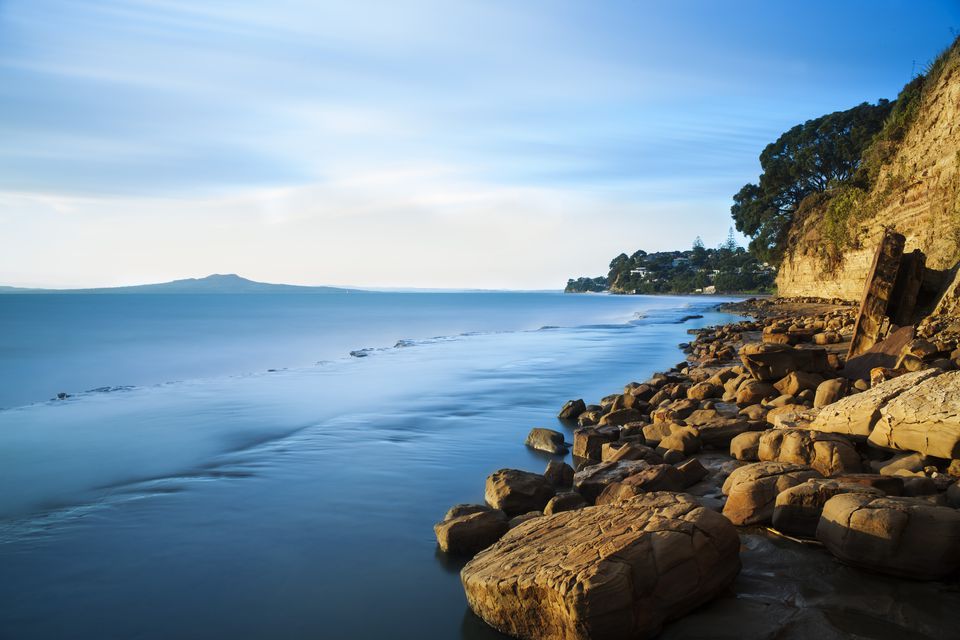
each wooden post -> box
[847,230,906,358]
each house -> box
[703,285,717,294]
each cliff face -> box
[777,43,960,302]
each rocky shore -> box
[435,290,960,639]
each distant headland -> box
[0,274,354,295]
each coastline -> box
[436,296,960,639]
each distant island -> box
[566,233,776,295]
[0,274,354,295]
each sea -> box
[0,291,738,639]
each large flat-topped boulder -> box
[461,492,741,640]
[817,493,960,580]
[807,369,940,438]
[757,429,861,477]
[739,343,830,382]
[869,370,960,458]
[722,461,822,525]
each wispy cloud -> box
[1,0,957,286]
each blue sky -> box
[1,0,958,288]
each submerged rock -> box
[524,427,568,454]
[461,492,741,640]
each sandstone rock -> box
[817,493,960,580]
[485,469,555,516]
[444,503,490,521]
[544,460,574,488]
[870,371,960,458]
[508,512,543,528]
[730,431,762,461]
[573,426,618,460]
[573,460,651,503]
[595,464,688,503]
[814,378,848,408]
[434,509,509,555]
[599,408,645,427]
[736,380,777,405]
[738,404,767,421]
[687,381,721,401]
[808,369,940,438]
[948,481,960,508]
[721,461,822,525]
[757,429,860,476]
[461,492,741,640]
[525,427,568,455]
[813,331,841,345]
[558,399,586,420]
[871,452,927,476]
[765,404,818,429]
[676,458,708,487]
[642,422,682,446]
[577,411,602,427]
[834,473,904,495]
[739,343,830,382]
[543,492,588,515]
[601,441,663,464]
[774,371,825,397]
[772,479,882,538]
[657,426,701,457]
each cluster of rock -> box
[434,291,960,638]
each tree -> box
[731,100,893,264]
[691,236,708,268]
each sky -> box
[1,0,958,289]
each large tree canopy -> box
[731,100,892,264]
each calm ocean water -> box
[0,292,738,639]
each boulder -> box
[598,408,645,427]
[774,371,825,397]
[444,503,491,521]
[485,469,555,516]
[600,441,663,464]
[544,460,575,488]
[736,380,777,405]
[434,509,509,555]
[525,428,568,455]
[460,492,741,640]
[834,473,904,496]
[573,460,651,503]
[813,378,847,408]
[772,479,883,538]
[508,512,543,529]
[721,461,822,525]
[869,371,960,458]
[676,458,709,487]
[642,422,682,446]
[739,343,830,382]
[687,381,721,401]
[595,465,686,504]
[871,452,926,476]
[558,399,586,420]
[764,404,817,429]
[757,429,861,477]
[543,492,588,515]
[692,418,758,448]
[573,426,618,460]
[730,431,762,461]
[657,426,701,457]
[808,369,940,438]
[817,493,960,580]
